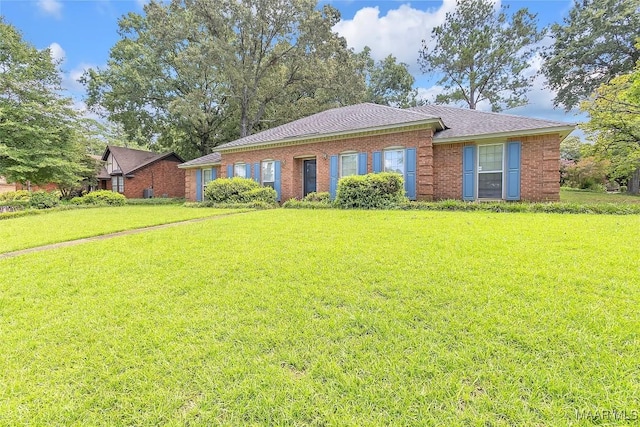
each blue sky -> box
[0,0,584,128]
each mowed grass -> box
[0,210,639,425]
[561,187,640,204]
[0,206,245,253]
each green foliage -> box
[302,191,331,203]
[0,190,31,202]
[543,0,640,110]
[335,172,406,209]
[125,198,185,205]
[204,177,276,204]
[187,201,275,210]
[282,199,334,209]
[73,190,127,206]
[418,0,542,111]
[580,43,640,193]
[564,156,610,190]
[559,136,587,161]
[28,191,60,209]
[83,1,365,159]
[0,20,94,187]
[356,47,419,108]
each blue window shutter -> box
[462,145,476,201]
[506,141,521,200]
[211,168,217,179]
[329,155,338,199]
[373,151,382,173]
[245,164,251,179]
[195,169,203,202]
[274,160,281,202]
[358,152,367,175]
[253,162,260,182]
[226,164,233,178]
[405,148,417,200]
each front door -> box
[303,159,316,197]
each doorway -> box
[303,159,316,197]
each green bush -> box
[282,199,335,209]
[303,192,331,203]
[0,190,31,202]
[242,187,277,204]
[335,172,406,209]
[185,201,275,210]
[204,177,277,204]
[29,191,60,209]
[75,190,127,206]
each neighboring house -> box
[179,103,574,202]
[98,146,185,199]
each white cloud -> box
[48,42,65,64]
[37,0,62,19]
[333,2,458,73]
[62,63,96,95]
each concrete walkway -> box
[0,211,248,261]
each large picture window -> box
[340,153,357,177]
[478,144,503,199]
[262,160,275,188]
[384,149,404,174]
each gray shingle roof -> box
[215,103,441,151]
[102,146,184,175]
[409,105,574,140]
[180,103,575,167]
[179,151,221,168]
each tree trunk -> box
[628,167,640,195]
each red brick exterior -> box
[184,129,563,203]
[105,159,185,199]
[218,129,433,202]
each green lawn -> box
[561,187,640,204]
[0,210,638,425]
[0,205,244,254]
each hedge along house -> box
[97,145,186,199]
[179,103,574,202]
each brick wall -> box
[106,159,185,199]
[520,134,561,202]
[220,129,434,202]
[433,143,464,200]
[432,134,562,202]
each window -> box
[384,149,404,174]
[478,144,503,199]
[203,169,212,193]
[234,163,246,178]
[262,160,275,188]
[111,176,124,193]
[340,153,358,177]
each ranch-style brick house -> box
[179,103,575,202]
[98,146,186,199]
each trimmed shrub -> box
[303,192,331,203]
[204,177,277,204]
[185,201,275,209]
[0,190,31,202]
[29,191,60,209]
[282,199,335,209]
[335,172,406,209]
[74,190,127,206]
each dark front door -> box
[303,159,316,197]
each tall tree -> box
[357,47,419,108]
[542,0,640,111]
[417,0,542,112]
[84,0,363,159]
[581,47,640,193]
[0,20,90,187]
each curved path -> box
[0,211,249,261]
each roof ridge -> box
[411,104,569,125]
